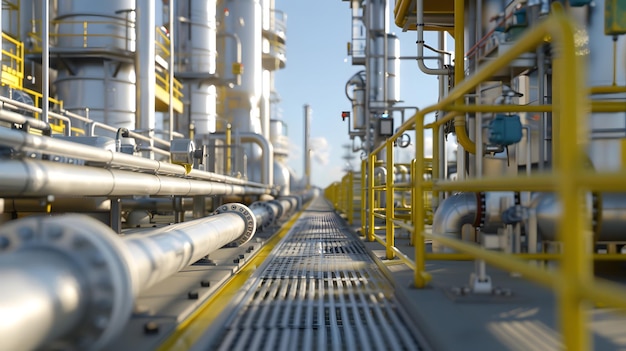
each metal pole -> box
[168,0,175,141]
[42,0,49,123]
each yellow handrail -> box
[345,6,626,351]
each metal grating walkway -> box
[205,196,421,351]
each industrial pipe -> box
[0,127,269,189]
[431,192,478,252]
[0,159,271,197]
[0,203,257,351]
[529,192,626,242]
[415,0,450,75]
[206,132,274,185]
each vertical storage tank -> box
[53,0,137,131]
[217,0,264,181]
[175,0,218,135]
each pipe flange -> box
[268,200,285,220]
[250,201,275,229]
[475,192,486,229]
[0,214,135,350]
[214,203,256,246]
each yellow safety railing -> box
[1,32,25,88]
[324,172,356,225]
[155,27,184,102]
[353,5,626,350]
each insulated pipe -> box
[0,204,256,350]
[431,192,478,252]
[0,128,269,188]
[0,159,271,197]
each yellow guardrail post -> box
[385,139,395,259]
[367,154,376,242]
[413,111,431,288]
[347,171,354,225]
[551,7,589,351]
[361,159,367,237]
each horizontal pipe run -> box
[0,203,260,350]
[0,251,86,351]
[0,127,269,190]
[125,208,255,292]
[0,159,270,197]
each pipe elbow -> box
[454,115,476,154]
[432,192,478,252]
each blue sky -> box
[274,0,443,188]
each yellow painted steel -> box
[347,171,354,225]
[157,206,305,351]
[1,32,25,88]
[361,159,367,237]
[337,7,626,350]
[385,139,395,259]
[367,155,376,242]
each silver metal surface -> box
[196,196,420,351]
[431,192,478,252]
[0,215,136,351]
[126,204,256,291]
[136,0,156,136]
[0,200,266,350]
[0,159,270,197]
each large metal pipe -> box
[0,127,269,188]
[0,203,257,350]
[531,192,626,242]
[0,251,86,351]
[431,192,478,252]
[0,159,270,197]
[126,203,256,291]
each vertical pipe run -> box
[42,0,49,123]
[168,0,175,141]
[136,0,156,146]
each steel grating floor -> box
[202,197,422,351]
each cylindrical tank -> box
[176,0,217,74]
[176,0,218,135]
[218,0,264,168]
[218,0,262,134]
[352,87,366,130]
[273,160,290,196]
[578,2,626,171]
[269,119,289,156]
[55,62,136,130]
[53,0,137,131]
[56,0,136,51]
[386,33,400,104]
